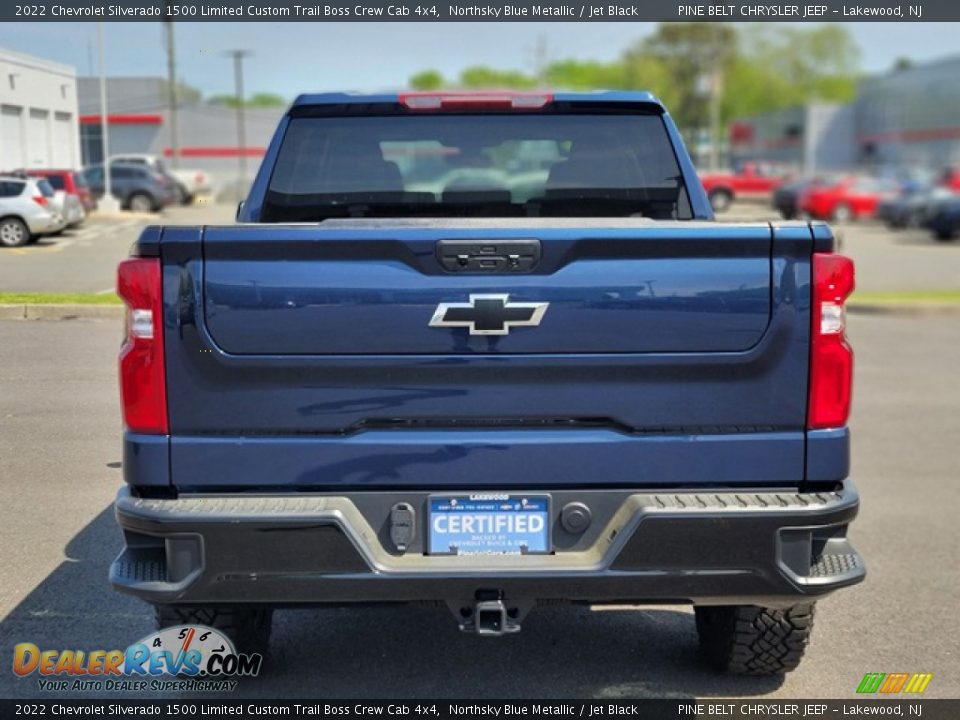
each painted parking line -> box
[4,239,75,255]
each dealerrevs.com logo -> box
[13,625,262,692]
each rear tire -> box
[0,217,30,247]
[934,229,956,242]
[695,603,815,675]
[709,189,733,213]
[128,192,155,214]
[154,605,273,655]
[833,203,853,223]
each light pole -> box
[225,50,252,196]
[163,16,180,170]
[708,69,723,172]
[96,22,120,212]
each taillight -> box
[808,253,855,429]
[399,92,552,111]
[32,195,48,207]
[117,257,168,434]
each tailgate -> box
[201,221,771,355]
[157,220,815,489]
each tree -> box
[892,56,914,72]
[628,23,738,132]
[410,70,444,90]
[403,23,863,134]
[736,24,860,108]
[459,66,538,89]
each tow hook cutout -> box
[466,599,521,636]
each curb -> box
[0,304,123,320]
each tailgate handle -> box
[436,239,541,273]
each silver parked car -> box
[0,176,62,247]
[49,189,85,230]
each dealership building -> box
[727,102,856,174]
[727,54,960,174]
[0,48,80,171]
[77,76,283,194]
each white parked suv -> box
[0,176,65,247]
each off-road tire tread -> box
[695,603,815,676]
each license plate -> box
[428,494,551,555]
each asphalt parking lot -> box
[724,202,960,293]
[0,201,233,294]
[0,201,958,700]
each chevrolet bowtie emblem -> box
[429,294,549,336]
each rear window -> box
[36,179,55,197]
[263,113,691,222]
[44,174,66,190]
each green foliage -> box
[630,24,738,131]
[0,292,122,305]
[892,57,914,72]
[406,23,863,131]
[459,67,538,89]
[207,92,287,108]
[410,70,445,90]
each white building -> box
[0,48,80,170]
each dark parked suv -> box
[83,163,174,212]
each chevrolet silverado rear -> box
[110,91,864,675]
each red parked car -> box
[799,175,899,222]
[699,162,790,212]
[940,167,960,193]
[25,169,97,213]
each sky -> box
[1,22,959,99]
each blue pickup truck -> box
[110,91,863,675]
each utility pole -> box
[532,35,548,87]
[163,16,180,169]
[96,21,119,212]
[225,50,252,194]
